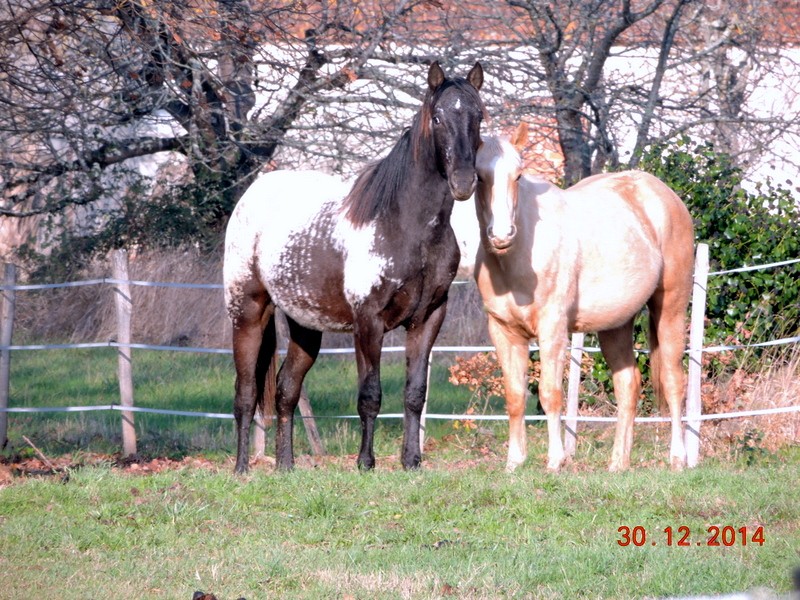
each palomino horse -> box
[473,124,695,472]
[224,62,485,473]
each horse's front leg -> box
[353,315,385,470]
[598,321,639,472]
[487,317,531,472]
[401,301,449,469]
[537,320,569,473]
[275,318,322,470]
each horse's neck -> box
[392,164,452,233]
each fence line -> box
[5,403,799,422]
[708,257,800,276]
[2,256,797,293]
[3,336,800,356]
[0,246,798,463]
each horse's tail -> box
[648,306,680,416]
[648,311,669,416]
[257,313,278,422]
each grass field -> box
[1,454,799,599]
[2,349,799,599]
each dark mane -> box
[343,123,420,227]
[343,77,486,226]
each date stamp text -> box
[616,525,765,547]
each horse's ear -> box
[428,62,446,91]
[511,121,529,151]
[467,62,484,91]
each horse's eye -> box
[433,116,441,126]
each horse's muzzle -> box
[448,171,478,201]
[487,224,517,251]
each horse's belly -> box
[573,270,658,332]
[261,243,359,332]
[258,204,400,333]
[274,292,354,333]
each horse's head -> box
[423,61,485,201]
[475,122,527,253]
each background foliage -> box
[639,137,800,351]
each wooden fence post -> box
[0,263,16,450]
[299,386,326,456]
[685,243,709,468]
[112,249,137,457]
[419,352,432,456]
[564,332,584,457]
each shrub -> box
[638,136,800,356]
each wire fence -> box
[0,249,798,459]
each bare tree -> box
[2,0,798,260]
[0,0,441,253]
[447,0,800,186]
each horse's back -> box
[570,171,692,244]
[228,170,349,237]
[563,171,694,331]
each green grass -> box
[1,459,798,599]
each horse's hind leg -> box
[275,317,322,470]
[231,286,274,474]
[648,289,689,470]
[598,320,639,472]
[488,317,532,472]
[402,301,448,469]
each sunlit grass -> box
[1,460,798,599]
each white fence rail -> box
[1,246,798,465]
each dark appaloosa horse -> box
[224,62,485,473]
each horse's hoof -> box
[505,459,524,473]
[547,454,573,473]
[357,456,376,471]
[401,453,422,470]
[275,456,294,471]
[670,456,686,471]
[545,453,565,473]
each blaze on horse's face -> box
[427,62,485,201]
[476,124,526,253]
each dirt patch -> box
[0,452,225,486]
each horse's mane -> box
[481,135,521,169]
[343,78,486,226]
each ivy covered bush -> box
[638,136,800,353]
